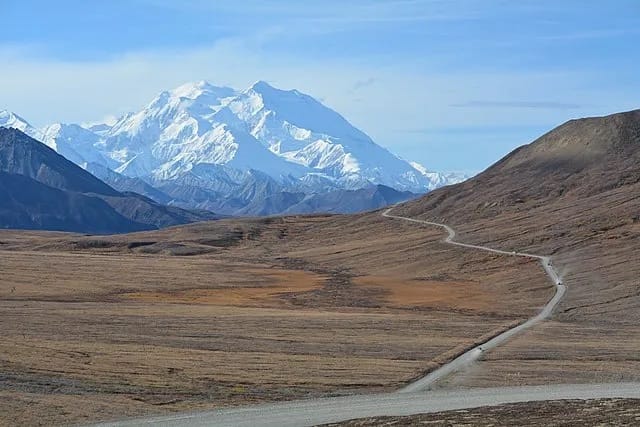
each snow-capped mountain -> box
[1,111,113,168]
[0,110,41,139]
[1,81,467,215]
[41,123,117,168]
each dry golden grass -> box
[0,212,553,425]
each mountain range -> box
[0,127,216,233]
[0,81,465,216]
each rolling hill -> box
[394,109,640,387]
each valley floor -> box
[0,213,552,425]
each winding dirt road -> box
[381,206,566,392]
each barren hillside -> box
[395,109,640,387]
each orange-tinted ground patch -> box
[124,269,326,306]
[354,276,491,311]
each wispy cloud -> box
[394,124,549,135]
[137,0,482,28]
[536,28,640,42]
[450,101,584,110]
[351,77,377,91]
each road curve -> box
[381,206,566,392]
[95,383,640,427]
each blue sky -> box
[1,0,639,173]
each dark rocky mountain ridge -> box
[0,127,216,233]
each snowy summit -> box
[1,81,466,214]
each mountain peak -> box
[247,80,307,99]
[0,110,40,138]
[248,80,276,92]
[0,110,28,125]
[0,127,120,196]
[171,80,236,100]
[500,108,640,173]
